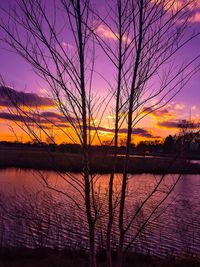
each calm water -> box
[0,168,199,257]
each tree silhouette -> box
[163,135,175,154]
[0,1,200,267]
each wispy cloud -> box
[91,125,160,138]
[188,11,200,23]
[61,42,74,50]
[151,0,192,12]
[174,103,185,110]
[151,0,200,24]
[96,24,130,43]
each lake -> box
[0,168,199,257]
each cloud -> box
[132,128,160,138]
[174,103,185,110]
[142,106,175,119]
[191,105,197,110]
[151,0,200,24]
[40,111,79,124]
[41,111,65,121]
[0,86,54,107]
[38,88,49,96]
[189,12,200,23]
[62,42,74,49]
[92,126,160,138]
[151,0,192,12]
[0,111,79,128]
[96,24,130,43]
[157,120,180,129]
[0,109,161,139]
[0,112,33,123]
[158,119,200,129]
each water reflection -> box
[0,168,199,256]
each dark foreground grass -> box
[0,248,199,267]
[0,148,200,174]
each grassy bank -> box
[0,248,199,267]
[0,148,200,174]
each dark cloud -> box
[0,112,32,123]
[158,120,200,129]
[0,109,160,138]
[132,128,157,138]
[40,111,79,124]
[0,111,77,128]
[158,121,179,129]
[41,112,64,120]
[92,126,159,138]
[0,86,54,107]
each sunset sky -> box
[0,0,200,144]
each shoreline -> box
[0,148,200,174]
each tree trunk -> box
[106,2,123,266]
[117,1,144,266]
[76,1,96,266]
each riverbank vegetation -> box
[0,146,200,174]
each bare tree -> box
[91,0,200,266]
[1,1,200,267]
[0,1,106,266]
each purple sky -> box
[0,0,200,143]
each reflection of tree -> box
[0,0,200,266]
[173,198,196,256]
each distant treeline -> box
[0,132,200,156]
